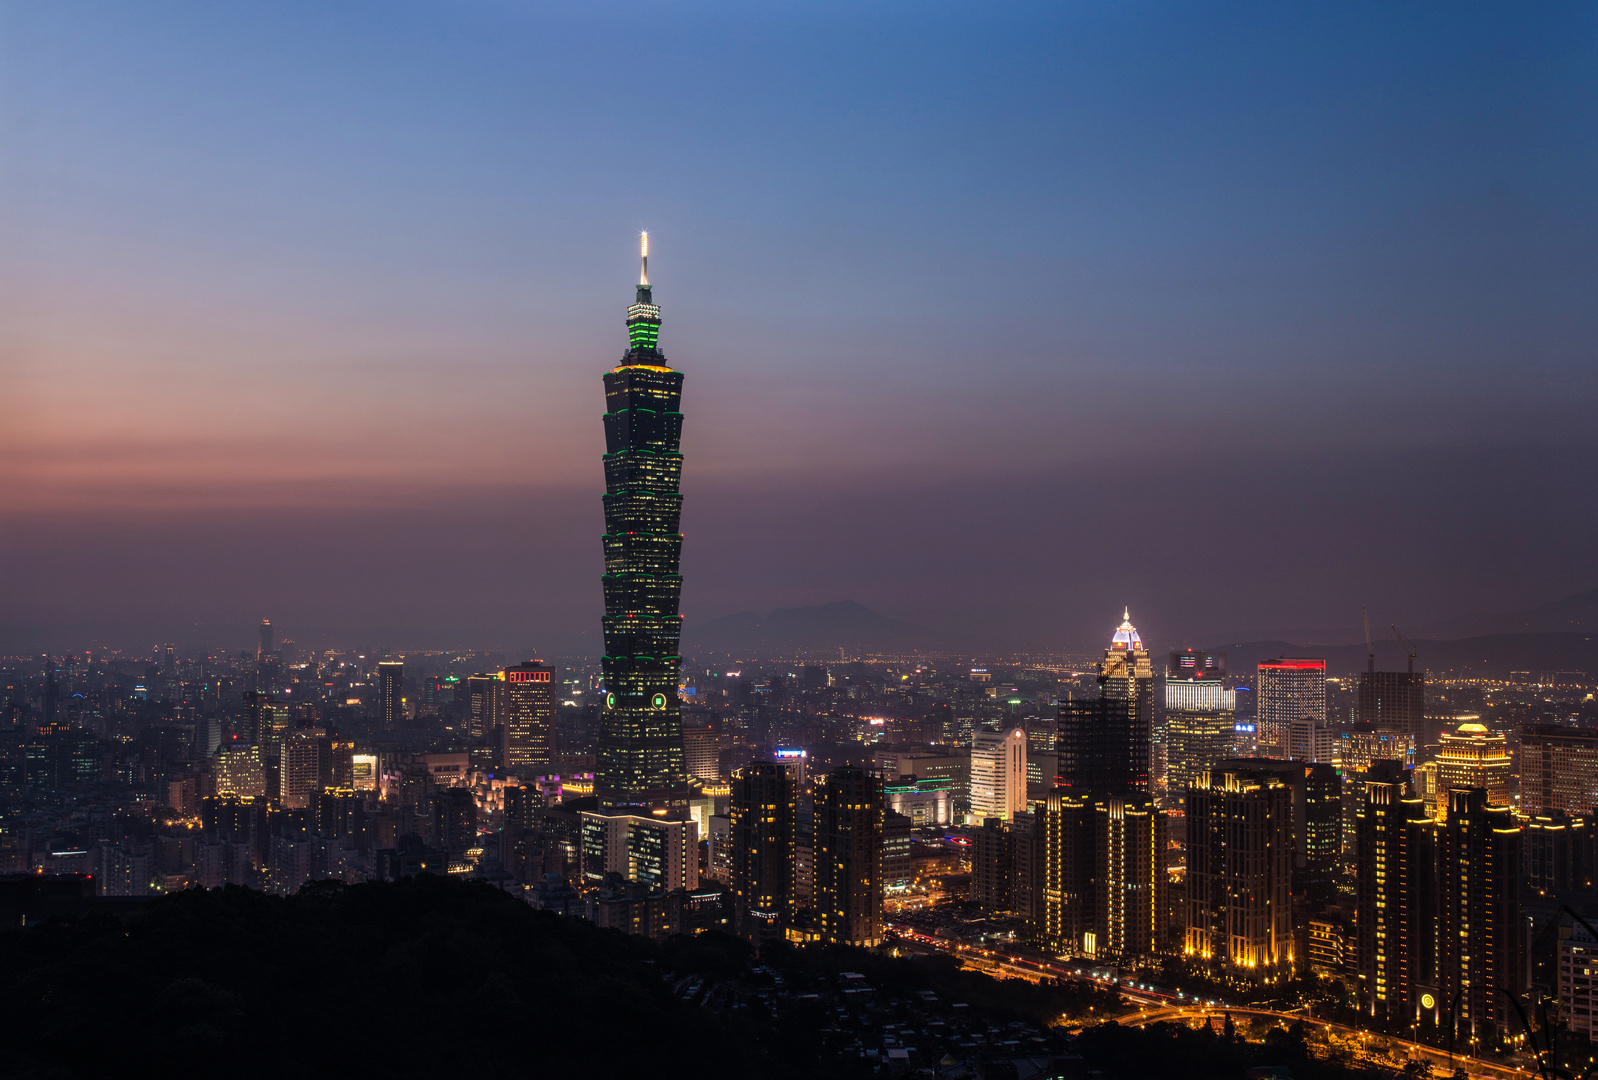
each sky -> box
[2,0,1596,656]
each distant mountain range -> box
[683,601,929,657]
[1453,588,1598,636]
[1208,632,1597,678]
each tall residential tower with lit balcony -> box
[597,234,690,815]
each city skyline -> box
[4,2,1597,655]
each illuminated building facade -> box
[1164,650,1236,802]
[598,234,690,815]
[814,767,883,947]
[278,728,325,810]
[683,725,719,782]
[216,745,266,799]
[1561,922,1598,1046]
[1256,658,1325,760]
[579,810,698,893]
[1099,610,1154,787]
[1519,725,1598,816]
[1094,792,1167,959]
[1524,812,1589,896]
[1038,788,1095,956]
[466,674,505,741]
[502,662,555,772]
[730,761,797,939]
[1355,760,1427,1025]
[378,661,405,729]
[1185,760,1295,980]
[885,777,954,827]
[1435,723,1511,810]
[970,726,1027,822]
[1435,788,1523,1046]
[1330,725,1414,773]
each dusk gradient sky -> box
[3,1,1596,655]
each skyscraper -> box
[814,766,884,947]
[1256,658,1325,760]
[1354,760,1426,1026]
[258,618,273,658]
[1039,789,1096,956]
[969,726,1027,822]
[377,661,405,730]
[1185,760,1295,981]
[1164,649,1236,801]
[598,233,690,816]
[1099,609,1154,788]
[730,761,797,940]
[502,662,555,772]
[1094,792,1167,960]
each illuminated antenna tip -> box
[638,231,650,286]
[640,231,648,258]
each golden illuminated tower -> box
[1435,722,1511,811]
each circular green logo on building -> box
[652,693,667,709]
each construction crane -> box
[1363,607,1374,673]
[1390,624,1416,674]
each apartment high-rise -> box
[1435,788,1523,1046]
[1256,658,1325,760]
[1519,725,1598,816]
[1355,760,1428,1026]
[1094,792,1167,960]
[970,727,1027,823]
[1185,760,1295,981]
[730,761,797,940]
[1435,723,1511,810]
[597,234,690,816]
[971,817,1013,911]
[378,661,405,730]
[814,767,883,947]
[1038,789,1096,956]
[278,728,325,810]
[502,662,555,772]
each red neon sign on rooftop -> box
[1259,658,1325,670]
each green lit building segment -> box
[599,264,690,814]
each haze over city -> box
[4,1,1595,656]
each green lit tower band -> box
[598,232,690,815]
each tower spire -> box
[624,232,663,356]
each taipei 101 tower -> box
[597,234,691,815]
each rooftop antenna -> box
[1363,606,1374,673]
[639,231,649,287]
[1391,624,1416,674]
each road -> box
[887,920,1540,1080]
[1127,1005,1539,1080]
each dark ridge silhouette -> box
[0,877,785,1080]
[1209,631,1598,676]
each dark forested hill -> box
[0,878,782,1080]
